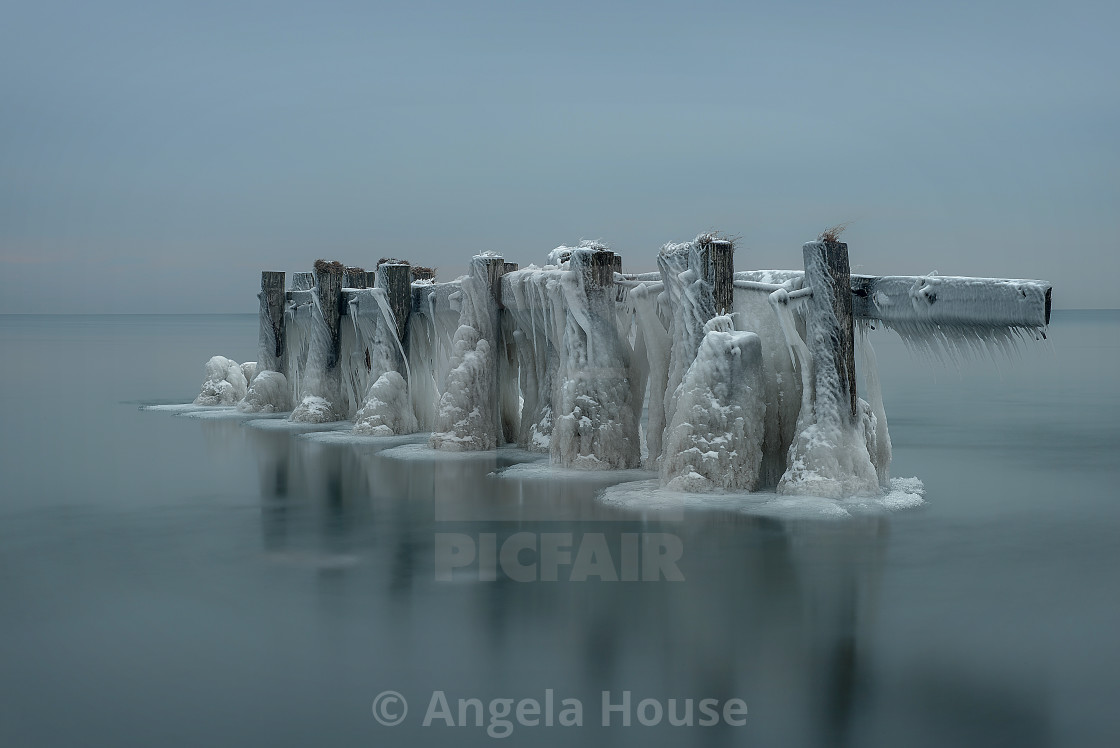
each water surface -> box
[1,312,1117,747]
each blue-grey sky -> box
[2,0,1116,312]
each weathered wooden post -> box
[376,262,412,344]
[802,240,858,423]
[411,267,436,282]
[344,267,367,289]
[313,261,344,372]
[258,271,286,373]
[704,237,735,315]
[499,261,520,443]
[610,253,625,301]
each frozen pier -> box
[198,234,1051,498]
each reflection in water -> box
[225,422,1048,746]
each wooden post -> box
[710,240,734,314]
[364,270,377,289]
[258,271,286,372]
[696,236,734,314]
[803,240,858,423]
[313,262,344,370]
[610,253,625,301]
[498,261,519,443]
[344,267,367,288]
[411,267,436,282]
[376,262,412,344]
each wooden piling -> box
[344,267,367,289]
[583,248,616,290]
[709,240,734,314]
[498,262,520,442]
[258,271,286,372]
[364,270,377,289]
[803,240,858,422]
[313,261,344,370]
[610,253,625,301]
[376,262,412,344]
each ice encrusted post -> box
[776,240,879,497]
[378,262,413,345]
[655,235,736,464]
[803,240,858,424]
[429,254,505,451]
[289,260,344,422]
[499,262,521,444]
[257,271,286,373]
[552,247,640,469]
[349,261,417,434]
[291,272,314,291]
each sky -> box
[1,0,1116,312]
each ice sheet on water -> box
[599,476,924,520]
[296,431,430,448]
[381,443,548,463]
[244,418,351,432]
[493,461,652,484]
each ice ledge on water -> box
[600,476,924,521]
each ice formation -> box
[353,371,416,435]
[237,370,289,413]
[503,245,641,469]
[429,255,501,451]
[345,282,418,434]
[660,316,766,491]
[289,280,342,423]
[194,356,249,406]
[184,233,1051,503]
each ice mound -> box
[194,356,248,406]
[430,327,495,450]
[289,395,338,423]
[660,316,766,492]
[238,370,289,413]
[353,371,417,436]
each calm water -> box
[1,312,1118,747]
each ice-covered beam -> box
[849,274,1051,328]
[290,272,314,292]
[257,271,285,373]
[735,270,1051,329]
